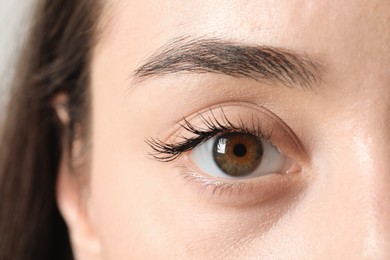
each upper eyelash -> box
[145,109,270,162]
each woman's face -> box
[59,0,390,259]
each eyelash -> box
[146,110,272,162]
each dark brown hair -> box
[0,1,101,259]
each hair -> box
[0,1,101,259]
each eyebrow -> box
[132,37,324,89]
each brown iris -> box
[213,133,264,177]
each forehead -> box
[95,0,390,95]
[102,0,389,46]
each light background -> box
[0,0,35,113]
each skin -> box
[56,0,390,259]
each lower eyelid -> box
[176,158,306,207]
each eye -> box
[190,132,290,179]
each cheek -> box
[88,158,293,259]
[89,158,172,258]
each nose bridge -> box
[352,130,390,257]
[346,97,390,257]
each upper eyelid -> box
[146,106,295,162]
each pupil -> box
[233,144,247,157]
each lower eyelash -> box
[175,164,252,199]
[146,109,269,162]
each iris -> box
[213,133,264,177]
